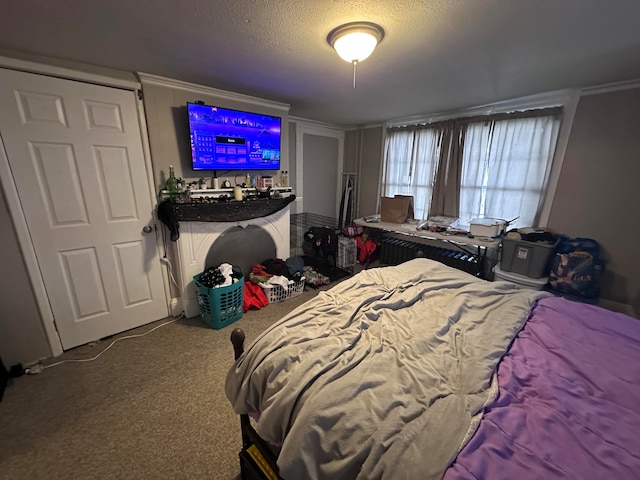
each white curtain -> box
[458,123,491,224]
[459,115,560,227]
[382,128,441,220]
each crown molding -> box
[579,78,640,96]
[344,123,385,131]
[386,78,640,128]
[137,72,290,112]
[289,115,347,132]
[387,89,578,128]
[0,55,140,90]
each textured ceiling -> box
[2,0,640,126]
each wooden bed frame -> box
[226,255,640,480]
[231,328,283,480]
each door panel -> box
[60,247,109,319]
[31,142,89,225]
[113,241,154,306]
[94,146,138,220]
[0,68,167,349]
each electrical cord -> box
[25,223,187,375]
[161,255,181,290]
[26,314,184,374]
[159,220,180,290]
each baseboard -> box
[169,297,183,317]
[598,299,636,318]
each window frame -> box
[383,101,576,227]
[384,90,580,227]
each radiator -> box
[379,236,481,276]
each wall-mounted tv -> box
[187,102,281,171]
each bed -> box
[225,258,640,480]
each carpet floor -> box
[0,282,339,480]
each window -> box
[381,126,444,220]
[383,108,561,227]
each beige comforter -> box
[226,258,546,479]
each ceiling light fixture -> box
[327,21,385,88]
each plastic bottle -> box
[165,165,178,201]
[283,170,289,187]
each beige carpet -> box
[0,283,340,480]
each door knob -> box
[142,225,153,234]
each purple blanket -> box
[445,296,640,479]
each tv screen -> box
[187,102,281,171]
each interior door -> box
[302,133,340,218]
[0,68,168,349]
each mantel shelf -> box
[159,195,296,223]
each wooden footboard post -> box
[230,328,282,479]
[230,328,251,448]
[231,327,246,360]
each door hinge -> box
[137,89,144,100]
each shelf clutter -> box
[160,186,294,202]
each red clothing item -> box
[243,281,269,312]
[355,236,377,263]
[251,264,273,278]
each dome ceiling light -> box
[327,21,385,88]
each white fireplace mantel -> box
[174,208,290,318]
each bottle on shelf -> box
[165,165,178,201]
[283,170,289,187]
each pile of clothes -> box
[244,256,306,312]
[250,257,304,285]
[303,266,330,287]
[196,263,241,288]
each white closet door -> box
[0,68,167,349]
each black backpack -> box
[303,227,339,269]
[547,237,604,301]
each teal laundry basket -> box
[193,271,244,329]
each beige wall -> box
[3,51,638,363]
[359,126,384,217]
[547,88,640,312]
[288,122,299,213]
[0,187,51,364]
[345,126,384,218]
[141,82,291,301]
[0,72,293,363]
[141,83,290,193]
[348,91,640,313]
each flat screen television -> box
[187,102,281,171]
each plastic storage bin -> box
[259,277,305,303]
[494,263,548,290]
[501,237,559,278]
[193,272,244,329]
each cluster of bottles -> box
[280,170,289,187]
[165,166,290,202]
